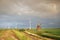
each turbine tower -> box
[29,18,31,29]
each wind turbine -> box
[29,18,31,29]
[15,23,17,29]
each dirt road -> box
[0,30,19,40]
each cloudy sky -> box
[0,0,60,28]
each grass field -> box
[27,28,60,36]
[42,28,60,36]
[27,28,60,40]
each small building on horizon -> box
[36,24,41,31]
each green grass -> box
[28,28,60,36]
[42,28,60,36]
[27,28,60,40]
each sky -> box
[0,0,60,28]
